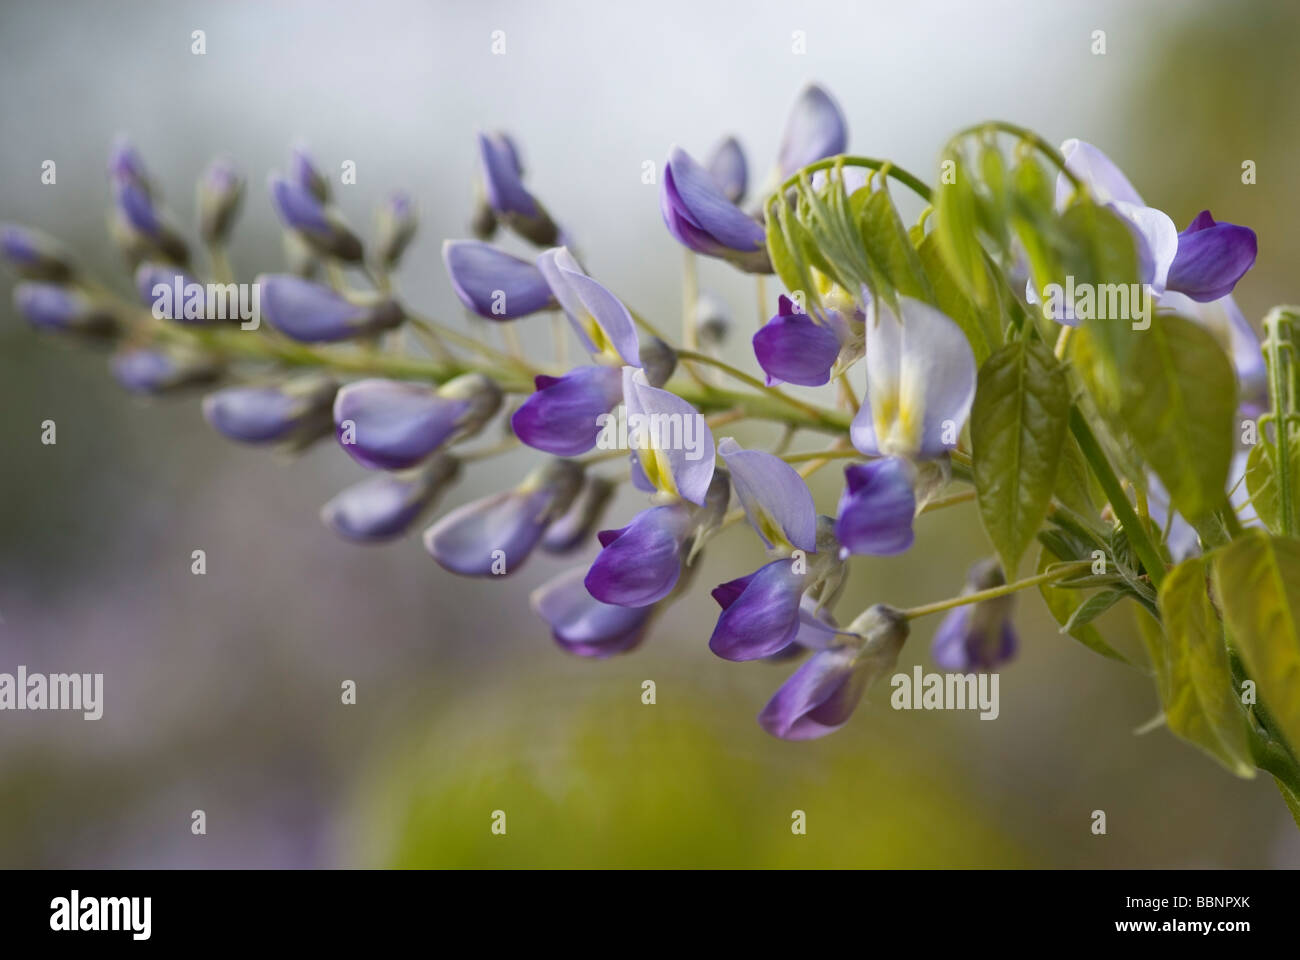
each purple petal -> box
[752,299,841,386]
[931,608,1018,672]
[443,240,556,320]
[269,175,331,236]
[334,379,468,470]
[135,262,209,324]
[661,146,766,254]
[584,504,691,607]
[851,296,975,460]
[1056,139,1145,208]
[203,386,303,443]
[706,136,748,205]
[113,178,161,237]
[717,437,817,551]
[423,487,552,577]
[709,559,810,661]
[622,367,715,505]
[322,464,452,543]
[478,131,538,218]
[533,567,652,658]
[537,247,640,365]
[512,365,623,457]
[15,283,88,332]
[758,646,867,740]
[259,274,401,343]
[777,84,848,178]
[835,458,916,556]
[1166,211,1257,303]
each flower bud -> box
[202,373,338,447]
[638,336,677,388]
[197,158,245,245]
[532,566,652,658]
[693,292,729,349]
[291,147,331,203]
[110,345,220,394]
[259,274,403,343]
[477,131,561,246]
[423,458,583,576]
[443,240,556,320]
[322,453,460,543]
[334,373,501,470]
[14,283,117,337]
[0,224,75,282]
[931,559,1018,672]
[375,192,417,269]
[269,174,362,263]
[542,475,617,554]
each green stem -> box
[1262,307,1299,536]
[901,561,1091,620]
[1069,409,1166,589]
[951,121,1084,192]
[773,155,933,203]
[674,348,830,422]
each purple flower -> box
[930,559,1017,671]
[532,567,653,658]
[135,262,212,325]
[758,605,908,741]
[269,174,363,262]
[706,136,748,205]
[423,460,583,576]
[259,274,404,342]
[512,365,624,457]
[1166,210,1257,303]
[13,283,116,336]
[776,84,848,179]
[834,458,917,556]
[108,136,151,189]
[290,147,331,203]
[850,296,975,460]
[443,240,556,320]
[108,144,189,266]
[110,346,219,394]
[717,437,817,551]
[375,191,417,268]
[585,503,693,607]
[709,558,815,661]
[537,247,641,365]
[621,367,715,505]
[322,455,460,543]
[477,131,561,246]
[0,223,75,282]
[334,373,501,470]
[1054,140,1178,295]
[661,146,770,273]
[197,157,245,244]
[752,295,842,387]
[202,374,338,446]
[542,475,616,554]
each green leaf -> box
[933,151,992,308]
[1278,780,1300,830]
[1211,530,1300,758]
[1059,589,1125,634]
[1054,433,1098,519]
[1036,546,1131,664]
[917,233,994,364]
[972,340,1072,574]
[855,187,932,303]
[1075,313,1235,521]
[1154,557,1255,777]
[1245,439,1300,535]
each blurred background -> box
[2,0,1299,868]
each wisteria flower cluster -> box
[7,84,1300,823]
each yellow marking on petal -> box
[755,506,790,551]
